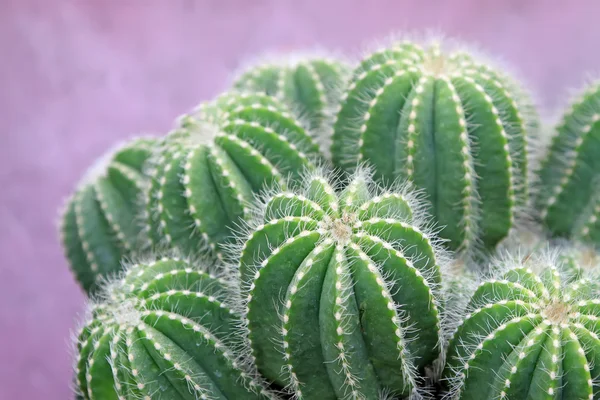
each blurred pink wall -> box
[2,0,600,398]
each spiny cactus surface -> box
[444,250,600,400]
[331,39,538,252]
[536,80,600,246]
[75,257,277,400]
[144,92,322,260]
[61,137,157,294]
[238,171,445,399]
[232,54,351,144]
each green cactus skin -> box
[232,54,351,144]
[60,137,157,294]
[237,170,445,399]
[74,257,278,400]
[443,250,600,400]
[143,92,322,260]
[535,81,600,246]
[330,39,538,253]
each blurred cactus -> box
[74,257,277,399]
[60,137,157,294]
[535,80,600,247]
[232,53,351,147]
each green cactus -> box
[60,137,158,294]
[443,249,600,400]
[535,80,600,246]
[232,54,351,146]
[143,91,322,260]
[236,170,446,399]
[74,257,278,400]
[330,39,538,253]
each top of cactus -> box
[444,247,600,400]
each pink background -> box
[2,0,600,398]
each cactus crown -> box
[235,169,447,399]
[535,79,600,246]
[74,257,277,400]
[61,137,157,294]
[143,91,323,260]
[232,53,351,151]
[331,38,538,253]
[444,248,600,400]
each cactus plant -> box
[60,137,158,294]
[236,170,446,399]
[443,248,600,400]
[74,256,277,400]
[232,54,351,147]
[143,91,322,260]
[535,80,600,246]
[330,38,538,253]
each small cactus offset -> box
[61,137,158,294]
[232,54,351,144]
[143,91,322,260]
[74,257,277,400]
[535,80,600,246]
[237,170,446,399]
[330,38,538,253]
[443,249,600,400]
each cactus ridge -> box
[234,169,447,399]
[60,137,157,294]
[443,249,600,400]
[535,80,600,245]
[142,91,323,260]
[74,257,279,400]
[232,53,352,151]
[331,38,538,253]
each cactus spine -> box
[331,39,537,252]
[232,54,351,146]
[61,138,157,294]
[143,92,322,260]
[237,170,445,399]
[74,257,277,400]
[535,80,600,246]
[443,250,600,400]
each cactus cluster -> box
[443,250,600,400]
[236,171,446,399]
[61,138,157,293]
[61,34,600,400]
[74,257,276,400]
[143,91,322,260]
[331,39,538,253]
[536,80,600,246]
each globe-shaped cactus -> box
[143,92,322,260]
[444,249,600,400]
[232,54,351,145]
[236,170,446,399]
[74,257,277,400]
[330,39,538,253]
[535,80,600,246]
[61,137,157,294]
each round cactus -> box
[443,249,600,400]
[330,39,538,253]
[236,170,446,399]
[535,80,600,246]
[60,137,157,294]
[232,54,351,145]
[74,257,277,400]
[143,91,322,260]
